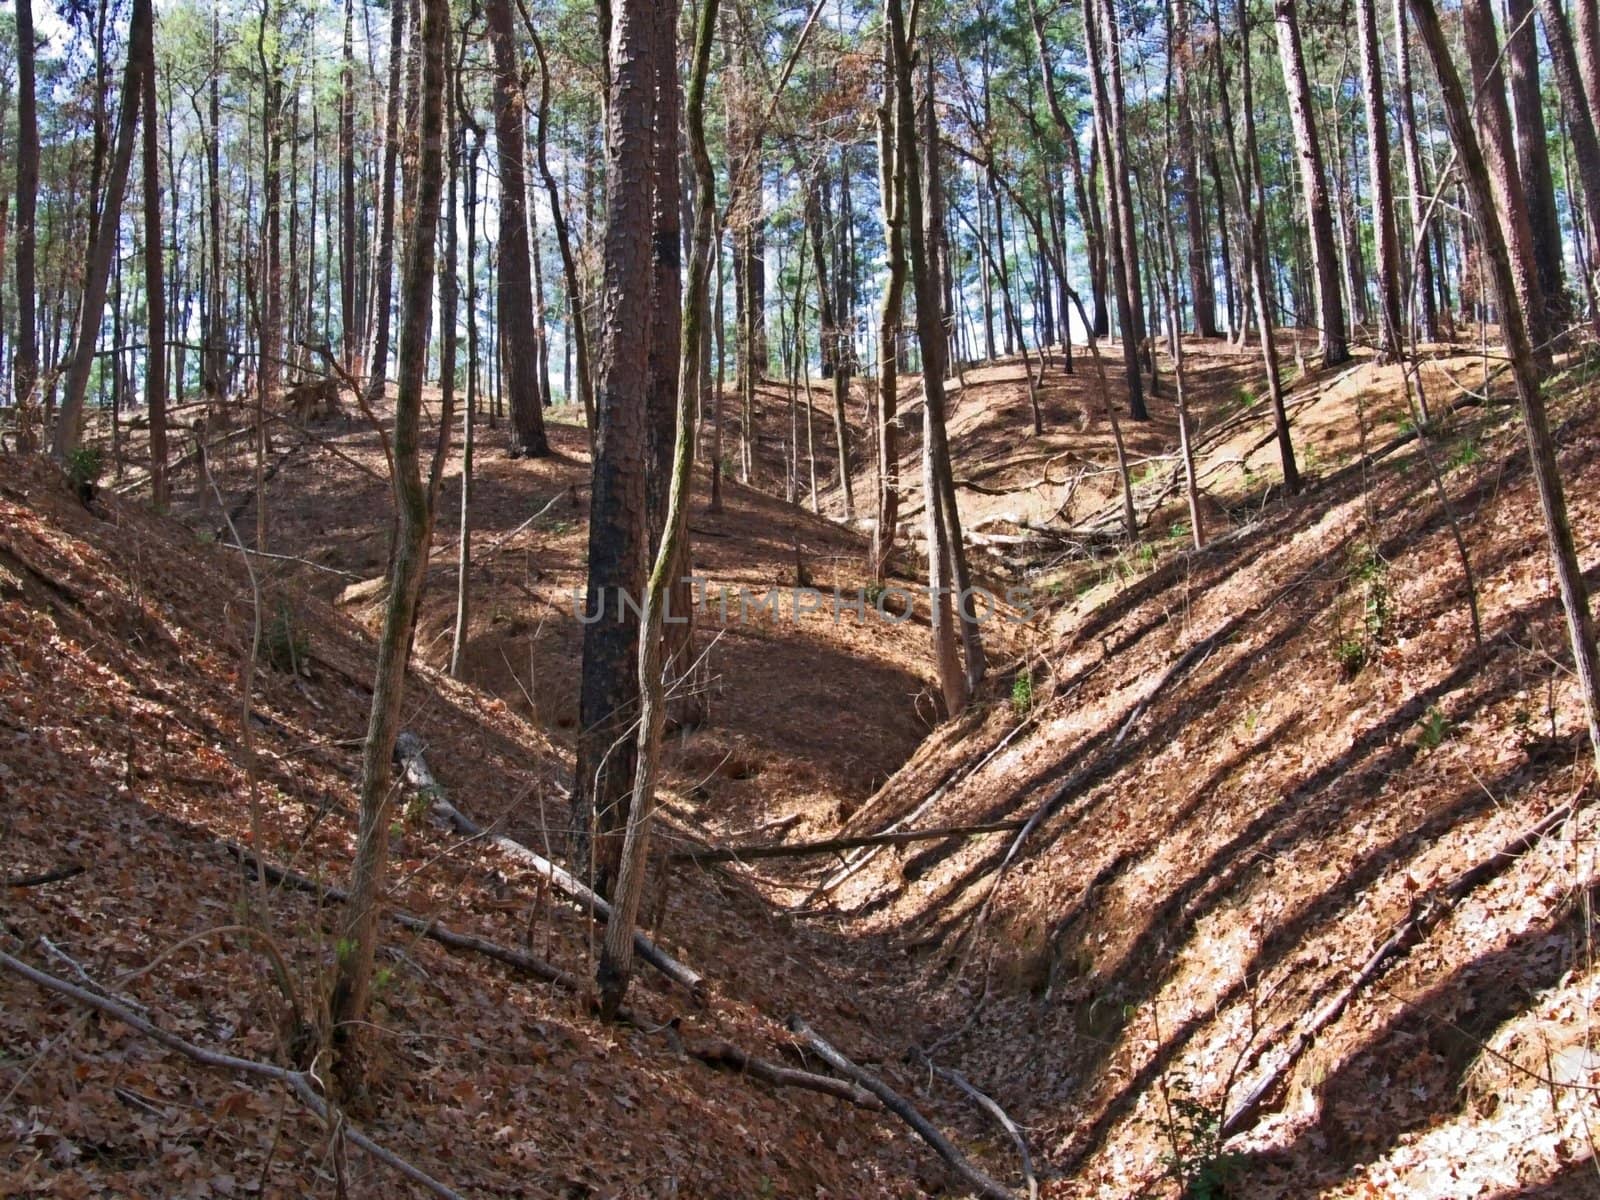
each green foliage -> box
[1447,435,1482,471]
[261,600,310,674]
[1417,704,1454,751]
[1334,542,1391,678]
[1011,669,1034,717]
[1148,1076,1245,1200]
[66,446,105,497]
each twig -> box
[0,947,467,1200]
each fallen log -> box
[0,948,466,1200]
[5,863,86,888]
[688,1040,882,1109]
[672,820,1027,865]
[786,1016,1016,1200]
[911,1049,1037,1200]
[394,733,706,999]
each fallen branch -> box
[671,820,1027,864]
[911,1049,1037,1200]
[786,1016,1016,1200]
[395,733,706,999]
[0,947,466,1200]
[5,863,86,888]
[688,1040,882,1108]
[222,843,579,992]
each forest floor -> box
[5,328,1600,1197]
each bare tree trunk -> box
[364,0,404,409]
[807,181,854,518]
[1394,0,1441,342]
[53,0,149,460]
[872,20,907,585]
[1538,0,1600,334]
[1506,0,1568,330]
[597,0,716,1022]
[530,29,595,433]
[575,0,659,898]
[486,0,551,456]
[451,126,481,681]
[142,0,166,506]
[1410,0,1600,775]
[1084,0,1148,419]
[1274,0,1349,366]
[1354,0,1405,359]
[13,0,39,429]
[1173,0,1219,337]
[330,0,450,1047]
[1461,0,1550,354]
[890,0,984,712]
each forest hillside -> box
[10,0,1600,1193]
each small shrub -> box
[1448,436,1482,471]
[66,446,105,502]
[262,600,310,674]
[1417,704,1453,751]
[1011,670,1034,717]
[1149,1075,1245,1200]
[1335,637,1369,677]
[1333,542,1391,678]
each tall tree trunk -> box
[889,0,984,712]
[1410,0,1600,774]
[872,17,907,585]
[330,0,450,1046]
[451,127,481,680]
[1356,0,1405,358]
[53,0,149,459]
[598,0,715,1022]
[1460,0,1549,356]
[1394,0,1441,341]
[807,181,854,517]
[340,0,359,373]
[1084,0,1148,418]
[575,0,659,899]
[13,0,39,430]
[1173,0,1219,337]
[1505,0,1567,330]
[486,0,551,455]
[364,0,405,407]
[142,2,166,506]
[1274,0,1349,365]
[530,29,595,434]
[1538,0,1600,334]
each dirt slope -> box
[13,334,1600,1199]
[780,342,1600,1197]
[0,456,938,1198]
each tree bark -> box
[1356,0,1405,359]
[575,0,659,898]
[141,0,166,506]
[1273,0,1349,366]
[52,0,149,460]
[486,0,551,456]
[1506,0,1567,329]
[1460,0,1550,353]
[13,0,39,428]
[329,0,450,1045]
[1394,0,1441,341]
[1410,0,1600,776]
